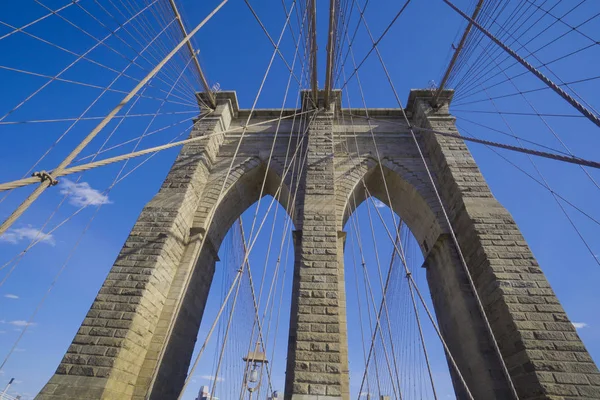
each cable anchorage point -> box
[32,171,59,186]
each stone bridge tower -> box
[37,89,600,400]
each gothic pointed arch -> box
[193,156,295,253]
[338,157,445,254]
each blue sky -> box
[0,0,599,399]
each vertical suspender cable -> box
[323,0,338,108]
[309,0,319,104]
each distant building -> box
[268,391,282,400]
[195,385,219,400]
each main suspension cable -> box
[0,0,229,237]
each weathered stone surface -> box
[36,90,598,400]
[284,94,349,400]
[407,89,600,399]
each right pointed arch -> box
[338,157,446,254]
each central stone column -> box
[285,93,350,399]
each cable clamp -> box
[32,171,58,186]
[405,271,412,278]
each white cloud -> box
[0,331,6,334]
[572,322,588,329]
[0,225,55,246]
[60,179,111,207]
[4,294,19,299]
[8,320,36,327]
[372,199,386,208]
[199,375,224,382]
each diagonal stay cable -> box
[0,116,210,285]
[335,0,412,90]
[455,123,600,228]
[340,112,600,170]
[452,0,563,97]
[475,46,600,193]
[442,0,600,129]
[0,2,186,123]
[243,0,303,87]
[340,111,600,228]
[452,109,586,118]
[0,110,314,192]
[452,74,600,108]
[457,1,600,116]
[0,64,198,108]
[450,2,600,117]
[0,0,81,41]
[0,110,198,126]
[74,116,197,162]
[181,111,316,399]
[99,0,204,105]
[155,5,309,395]
[460,37,600,104]
[237,8,313,396]
[32,0,196,103]
[0,109,206,376]
[351,5,520,397]
[73,0,200,103]
[0,13,184,207]
[339,64,439,397]
[0,0,229,237]
[452,0,546,96]
[362,184,474,400]
[454,0,593,101]
[480,88,600,268]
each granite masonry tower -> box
[37,90,600,399]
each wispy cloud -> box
[60,179,111,207]
[572,322,588,329]
[199,375,224,382]
[372,199,386,208]
[8,320,36,328]
[0,225,55,246]
[4,294,19,299]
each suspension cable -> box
[339,112,600,170]
[0,0,229,237]
[351,5,520,396]
[442,0,600,128]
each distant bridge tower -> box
[36,89,600,400]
